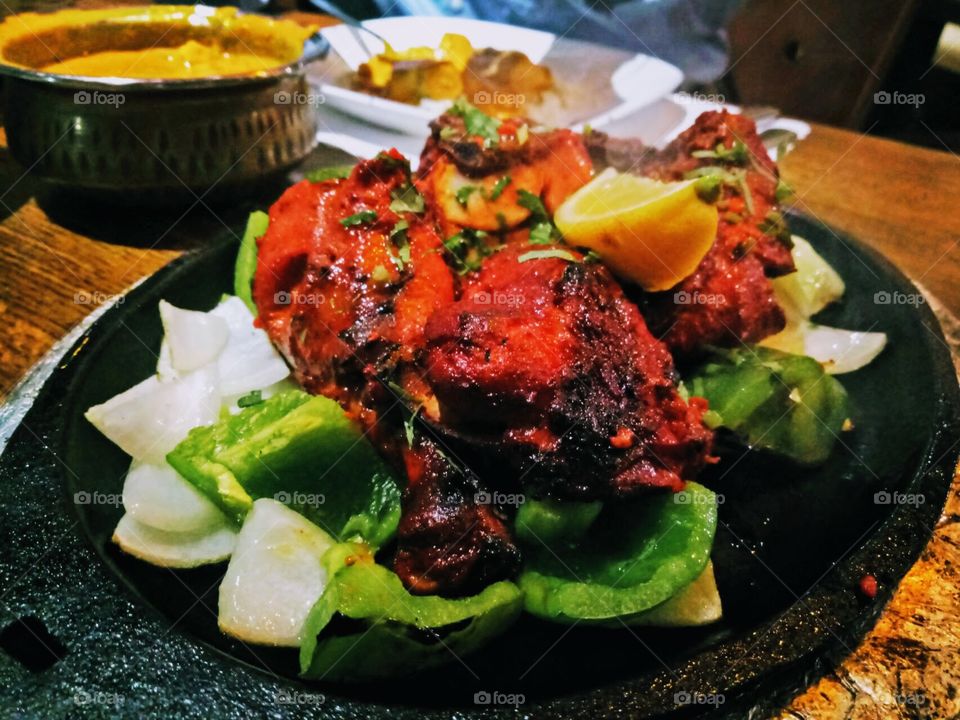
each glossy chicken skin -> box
[254,152,519,596]
[588,111,794,355]
[640,111,793,354]
[418,114,593,236]
[253,117,725,594]
[423,243,713,499]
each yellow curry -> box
[0,5,317,79]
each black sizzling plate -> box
[1,213,958,719]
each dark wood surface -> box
[727,0,921,127]
[1,121,959,718]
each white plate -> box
[317,16,683,137]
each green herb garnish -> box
[775,179,794,203]
[449,97,501,145]
[443,229,500,274]
[529,222,555,245]
[340,210,378,227]
[389,184,425,214]
[455,185,480,206]
[236,390,264,408]
[694,175,723,203]
[305,165,354,182]
[488,175,512,200]
[692,141,749,164]
[517,189,549,222]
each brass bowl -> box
[0,6,329,196]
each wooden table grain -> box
[1,120,959,717]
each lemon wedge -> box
[554,168,719,291]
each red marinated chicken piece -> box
[635,111,794,354]
[423,243,712,500]
[254,153,519,596]
[418,114,593,236]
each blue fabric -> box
[367,0,742,83]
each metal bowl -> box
[0,6,329,196]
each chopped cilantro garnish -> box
[694,175,723,203]
[488,175,512,200]
[775,179,794,203]
[374,151,410,171]
[443,229,500,274]
[518,249,577,263]
[390,219,409,238]
[692,141,749,164]
[529,222,555,245]
[236,390,264,408]
[305,164,354,182]
[449,97,501,145]
[389,183,425,214]
[455,185,480,206]
[403,404,422,448]
[388,220,411,272]
[516,189,549,222]
[758,211,790,241]
[439,125,460,140]
[340,210,378,227]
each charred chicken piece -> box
[423,242,713,500]
[395,440,521,595]
[418,113,592,235]
[634,111,795,354]
[253,152,519,596]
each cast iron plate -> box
[1,214,958,719]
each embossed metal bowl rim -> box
[0,32,328,91]
[0,3,329,92]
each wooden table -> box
[1,122,959,717]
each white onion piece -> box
[85,364,220,463]
[156,338,176,381]
[762,321,887,374]
[113,513,236,568]
[210,296,289,396]
[801,323,888,375]
[123,460,227,533]
[772,235,845,320]
[218,499,335,647]
[159,300,229,373]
